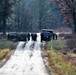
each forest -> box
[0,1,76,75]
[0,0,76,35]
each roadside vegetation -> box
[0,36,14,64]
[0,40,13,49]
[46,40,66,50]
[0,49,10,60]
[46,35,76,75]
[45,50,76,75]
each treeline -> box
[0,0,74,35]
[52,0,76,33]
[0,0,14,34]
[0,0,52,34]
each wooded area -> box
[0,0,76,35]
[53,0,76,32]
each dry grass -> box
[46,50,76,75]
[45,34,76,75]
[0,49,14,68]
[0,38,13,60]
[0,49,11,60]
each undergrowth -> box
[47,40,66,50]
[0,40,13,49]
[46,50,76,75]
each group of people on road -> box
[25,33,37,41]
[7,32,58,42]
[7,32,37,41]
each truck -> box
[41,29,57,42]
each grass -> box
[67,53,76,57]
[0,49,10,59]
[47,40,66,50]
[0,39,13,61]
[46,50,76,75]
[45,35,76,75]
[0,40,13,49]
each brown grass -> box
[45,50,76,75]
[0,49,11,60]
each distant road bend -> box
[0,33,49,75]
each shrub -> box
[0,40,13,49]
[46,40,66,50]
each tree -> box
[0,0,20,35]
[0,0,15,35]
[52,0,76,33]
[38,0,52,30]
[38,0,47,30]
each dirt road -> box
[0,33,49,75]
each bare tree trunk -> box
[73,11,76,33]
[2,18,6,35]
[2,0,7,35]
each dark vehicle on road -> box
[17,33,30,41]
[41,29,57,42]
[7,32,30,41]
[41,32,51,42]
[7,32,17,41]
